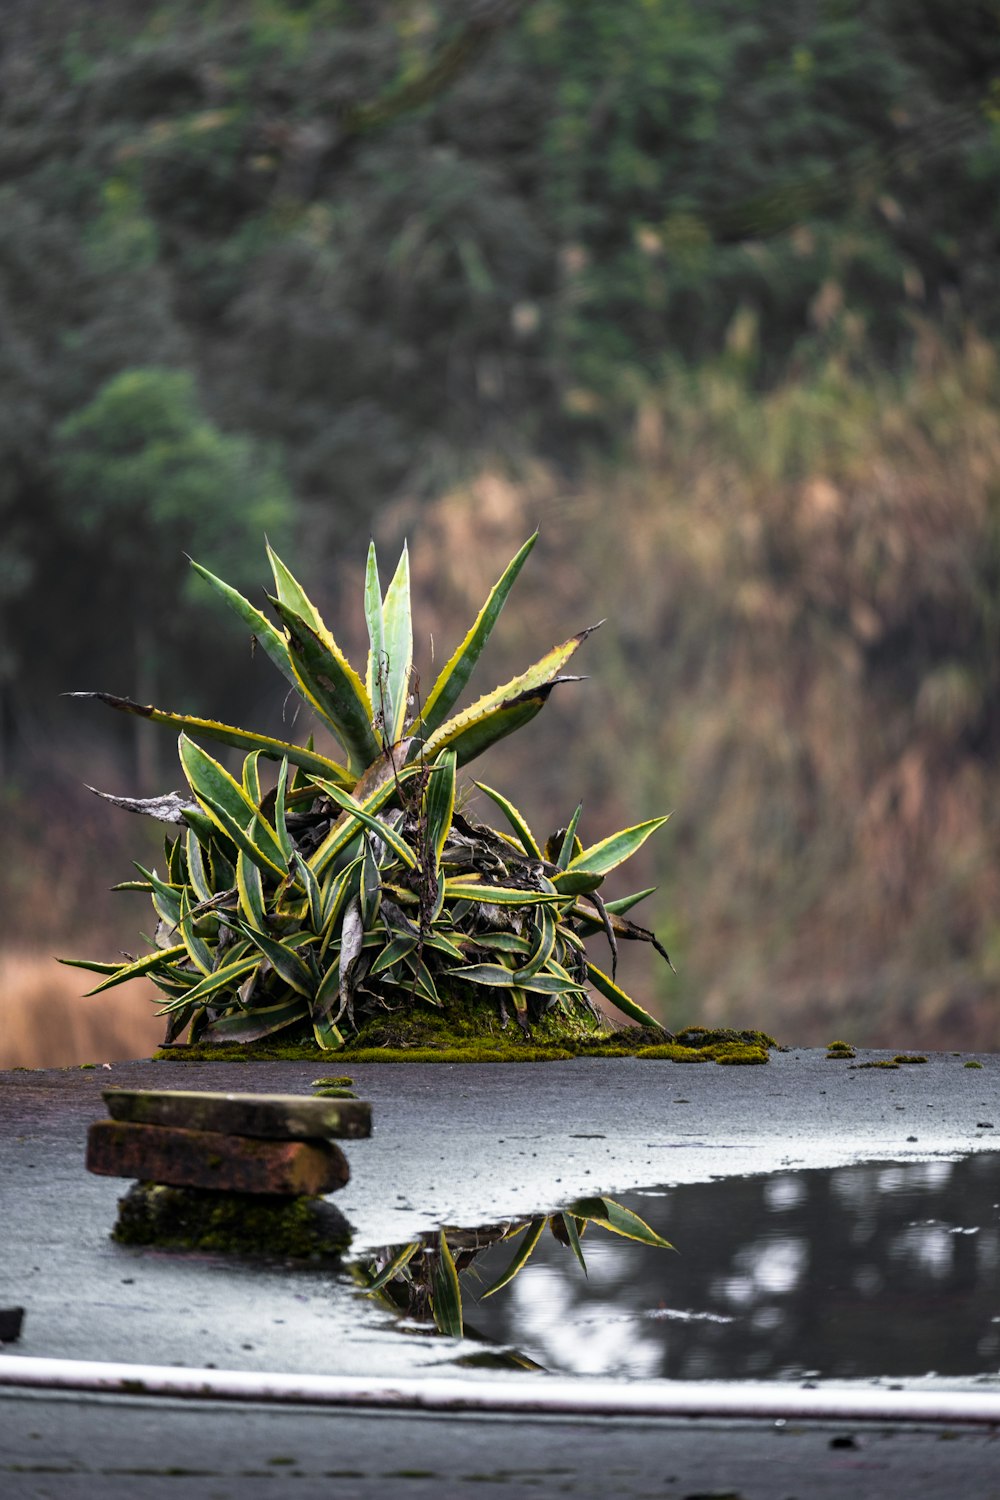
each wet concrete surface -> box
[3,1390,999,1499]
[1,1049,998,1495]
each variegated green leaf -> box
[585,960,660,1028]
[71,944,188,996]
[566,1197,675,1250]
[312,1014,345,1051]
[203,997,308,1043]
[71,693,353,787]
[56,957,124,976]
[149,967,202,1007]
[182,804,223,852]
[134,863,182,931]
[405,955,442,1007]
[419,533,537,734]
[265,543,325,632]
[274,758,293,863]
[197,795,286,881]
[364,540,390,741]
[269,598,380,774]
[319,856,363,951]
[518,971,585,995]
[185,829,213,904]
[241,750,263,807]
[447,962,515,986]
[315,952,341,1012]
[238,922,315,997]
[551,867,604,895]
[237,838,267,930]
[432,689,564,767]
[443,878,563,906]
[473,782,540,858]
[382,543,413,743]
[178,889,213,976]
[206,836,236,890]
[307,759,422,877]
[421,930,468,963]
[179,735,287,872]
[360,834,382,927]
[606,887,657,916]
[556,804,583,869]
[481,1217,547,1299]
[165,832,185,885]
[425,622,596,763]
[568,816,670,878]
[370,933,418,976]
[557,1212,588,1275]
[364,1241,421,1294]
[312,780,418,869]
[430,1232,464,1339]
[514,907,557,982]
[168,951,259,1009]
[423,751,457,875]
[189,558,323,711]
[474,931,532,955]
[293,851,324,933]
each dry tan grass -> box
[393,332,1000,1049]
[0,950,163,1069]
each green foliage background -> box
[3,0,999,1048]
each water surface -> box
[367,1153,1000,1380]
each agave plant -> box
[64,535,672,1050]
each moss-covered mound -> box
[154,1019,779,1066]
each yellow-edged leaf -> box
[419,533,538,734]
[569,816,669,877]
[585,960,660,1028]
[270,597,380,774]
[69,693,353,787]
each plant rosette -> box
[64,536,673,1053]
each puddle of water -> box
[357,1154,1000,1380]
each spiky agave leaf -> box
[417,533,538,735]
[69,693,354,787]
[423,625,598,766]
[270,596,381,775]
[364,541,413,748]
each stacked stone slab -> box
[86,1089,371,1261]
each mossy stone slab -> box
[87,1119,350,1195]
[112,1182,352,1262]
[102,1088,371,1139]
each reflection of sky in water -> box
[763,1174,807,1211]
[508,1259,662,1377]
[464,1154,1000,1381]
[713,1238,811,1309]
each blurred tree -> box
[50,368,291,784]
[0,0,998,772]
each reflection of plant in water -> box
[65,535,673,1048]
[354,1196,673,1342]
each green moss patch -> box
[112,1182,351,1261]
[155,1022,779,1066]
